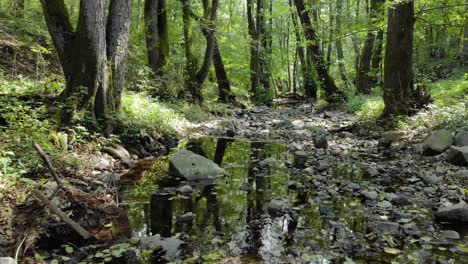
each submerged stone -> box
[169,149,225,181]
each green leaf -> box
[65,246,74,254]
[34,251,49,260]
[384,248,401,255]
[50,260,60,264]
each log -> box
[32,190,92,240]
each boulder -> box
[379,131,404,147]
[293,150,308,169]
[446,146,468,166]
[435,202,468,223]
[313,135,328,149]
[454,130,468,146]
[169,149,225,181]
[454,170,468,178]
[422,129,453,156]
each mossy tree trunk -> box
[145,0,169,76]
[294,0,344,103]
[40,0,133,131]
[289,0,316,98]
[247,0,272,103]
[213,38,235,103]
[335,0,350,88]
[356,0,384,94]
[382,0,430,117]
[181,0,219,105]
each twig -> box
[15,234,27,263]
[33,142,62,198]
[32,189,92,240]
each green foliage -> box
[346,94,385,119]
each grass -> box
[346,67,468,131]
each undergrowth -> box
[346,67,468,131]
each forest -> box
[0,0,467,263]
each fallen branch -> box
[32,189,92,240]
[33,142,62,197]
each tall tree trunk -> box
[213,38,235,103]
[356,0,383,94]
[294,0,344,102]
[326,1,333,69]
[106,0,133,112]
[247,0,271,103]
[145,0,169,76]
[181,0,219,104]
[41,0,133,129]
[335,0,350,88]
[247,0,261,100]
[463,0,468,63]
[289,0,316,97]
[382,0,429,117]
[371,29,384,85]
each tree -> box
[213,39,235,103]
[40,0,133,130]
[335,0,351,88]
[463,0,468,63]
[181,0,219,104]
[294,0,344,102]
[145,0,169,76]
[247,0,272,103]
[382,0,430,117]
[356,0,384,94]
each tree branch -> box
[33,142,62,198]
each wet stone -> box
[368,221,400,235]
[293,151,308,169]
[391,196,412,206]
[435,202,468,223]
[313,135,328,149]
[268,199,286,217]
[362,191,379,201]
[440,230,460,240]
[402,222,421,236]
[176,185,194,195]
[176,212,195,225]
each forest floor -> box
[166,101,467,263]
[0,98,467,263]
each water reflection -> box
[126,137,364,262]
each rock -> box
[293,150,308,169]
[446,146,468,166]
[368,221,400,235]
[169,149,225,181]
[138,235,184,261]
[274,120,293,129]
[259,157,278,168]
[268,199,286,217]
[421,173,441,185]
[348,182,360,191]
[366,166,379,177]
[362,191,379,201]
[313,135,328,149]
[0,258,15,264]
[391,196,412,206]
[176,212,195,224]
[176,185,194,195]
[102,145,132,166]
[422,129,453,155]
[454,130,468,146]
[455,170,468,178]
[402,222,421,236]
[435,202,468,223]
[317,160,330,171]
[377,201,393,209]
[305,126,328,135]
[440,230,460,240]
[379,131,404,147]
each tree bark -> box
[463,0,468,63]
[41,0,133,129]
[382,0,429,117]
[213,38,234,103]
[181,0,219,104]
[145,0,169,76]
[335,0,350,88]
[107,0,133,112]
[294,0,344,102]
[356,0,384,94]
[289,0,316,97]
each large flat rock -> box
[169,149,225,181]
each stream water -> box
[121,137,467,263]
